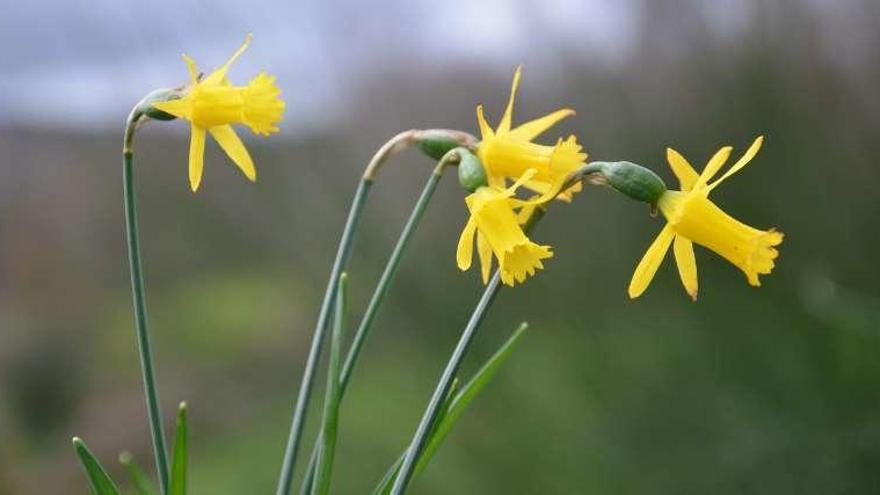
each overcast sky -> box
[0,0,866,132]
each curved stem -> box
[299,150,462,495]
[390,208,546,494]
[122,118,170,494]
[276,135,471,495]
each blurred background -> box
[2,0,880,493]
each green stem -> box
[122,145,170,494]
[299,154,458,494]
[276,179,371,495]
[389,209,546,495]
[276,133,473,495]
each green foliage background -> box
[1,2,879,493]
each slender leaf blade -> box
[72,437,121,495]
[371,452,405,495]
[371,322,528,493]
[118,451,156,495]
[312,273,348,495]
[414,322,528,477]
[169,402,188,495]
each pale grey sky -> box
[0,0,866,132]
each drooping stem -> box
[122,114,170,494]
[276,133,474,495]
[389,209,546,495]
[299,151,462,495]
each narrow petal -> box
[151,99,189,119]
[502,168,538,196]
[693,146,732,190]
[188,125,207,192]
[498,65,522,134]
[706,136,764,193]
[672,235,699,301]
[475,105,495,139]
[203,34,253,86]
[508,108,575,142]
[515,202,537,225]
[456,218,477,271]
[628,224,675,298]
[477,231,493,284]
[182,54,200,83]
[209,125,256,181]
[666,147,698,191]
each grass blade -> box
[72,437,121,495]
[312,273,348,495]
[169,402,188,495]
[373,322,528,493]
[118,451,156,495]
[371,452,405,495]
[414,322,528,477]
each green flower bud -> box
[458,150,488,192]
[416,129,478,160]
[586,161,667,204]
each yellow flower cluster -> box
[148,41,784,296]
[458,66,585,287]
[153,35,285,191]
[459,67,783,295]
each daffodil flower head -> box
[628,136,784,300]
[476,66,587,202]
[457,169,555,287]
[151,35,286,191]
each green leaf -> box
[118,451,156,495]
[72,437,121,495]
[312,273,348,495]
[169,402,188,495]
[414,322,528,477]
[370,322,528,493]
[371,452,404,495]
[429,377,460,440]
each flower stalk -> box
[122,110,171,495]
[298,149,465,494]
[276,132,476,495]
[390,207,546,494]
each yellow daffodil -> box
[476,66,587,202]
[457,169,555,286]
[628,136,783,300]
[152,35,285,191]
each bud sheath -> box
[458,150,488,192]
[585,161,667,204]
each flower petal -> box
[628,224,675,298]
[151,99,189,119]
[477,230,493,284]
[498,65,522,134]
[209,125,256,181]
[706,136,764,193]
[188,125,207,192]
[672,235,698,301]
[475,105,495,139]
[203,34,252,86]
[182,54,200,83]
[502,168,538,197]
[693,145,732,190]
[456,218,477,271]
[666,147,698,191]
[508,108,575,142]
